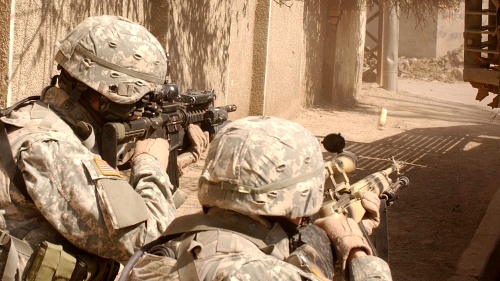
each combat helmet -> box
[198,116,325,219]
[54,15,167,117]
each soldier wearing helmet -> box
[0,15,207,280]
[122,116,391,281]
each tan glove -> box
[176,125,210,177]
[314,215,372,271]
[187,124,209,162]
[132,138,170,171]
[360,191,381,235]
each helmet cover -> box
[198,116,325,218]
[55,15,167,104]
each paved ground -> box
[178,79,500,281]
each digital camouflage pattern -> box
[128,208,392,281]
[0,102,176,268]
[55,15,168,105]
[198,116,325,218]
[350,255,392,280]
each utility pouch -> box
[24,241,80,281]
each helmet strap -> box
[62,81,87,110]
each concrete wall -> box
[1,0,331,120]
[435,5,465,58]
[2,0,168,105]
[399,4,464,58]
[366,3,464,59]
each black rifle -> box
[100,83,237,192]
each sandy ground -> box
[177,79,500,281]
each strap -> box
[0,96,40,117]
[0,121,33,203]
[175,233,200,281]
[118,213,274,281]
[75,45,164,84]
[162,213,271,249]
[0,231,20,281]
[204,165,325,194]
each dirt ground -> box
[177,79,500,281]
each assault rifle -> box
[319,133,410,261]
[100,83,237,193]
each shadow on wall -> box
[303,0,328,107]
[165,0,231,96]
[11,0,163,99]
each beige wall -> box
[4,0,168,104]
[1,0,330,119]
[366,4,464,59]
[0,0,10,109]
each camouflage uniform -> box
[125,116,391,281]
[0,102,176,262]
[0,15,177,277]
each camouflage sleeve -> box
[19,134,176,262]
[129,155,177,239]
[349,255,392,281]
[206,253,321,281]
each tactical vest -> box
[120,209,334,281]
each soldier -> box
[122,116,392,281]
[0,15,207,280]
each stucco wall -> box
[165,0,232,107]
[6,0,167,105]
[436,4,464,58]
[398,10,439,58]
[0,0,10,108]
[3,0,329,119]
[366,4,464,59]
[264,1,305,118]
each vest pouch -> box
[24,241,119,281]
[24,241,78,281]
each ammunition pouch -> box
[0,229,118,281]
[24,241,119,281]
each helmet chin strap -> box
[41,78,100,153]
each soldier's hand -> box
[187,124,210,162]
[314,215,372,270]
[360,191,381,235]
[133,138,170,171]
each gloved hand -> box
[132,138,170,171]
[177,125,209,177]
[187,124,209,162]
[314,215,372,271]
[360,191,381,235]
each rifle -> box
[100,83,237,198]
[318,133,410,261]
[286,134,409,280]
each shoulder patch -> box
[94,158,123,178]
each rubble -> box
[363,46,465,83]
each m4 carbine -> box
[100,83,237,192]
